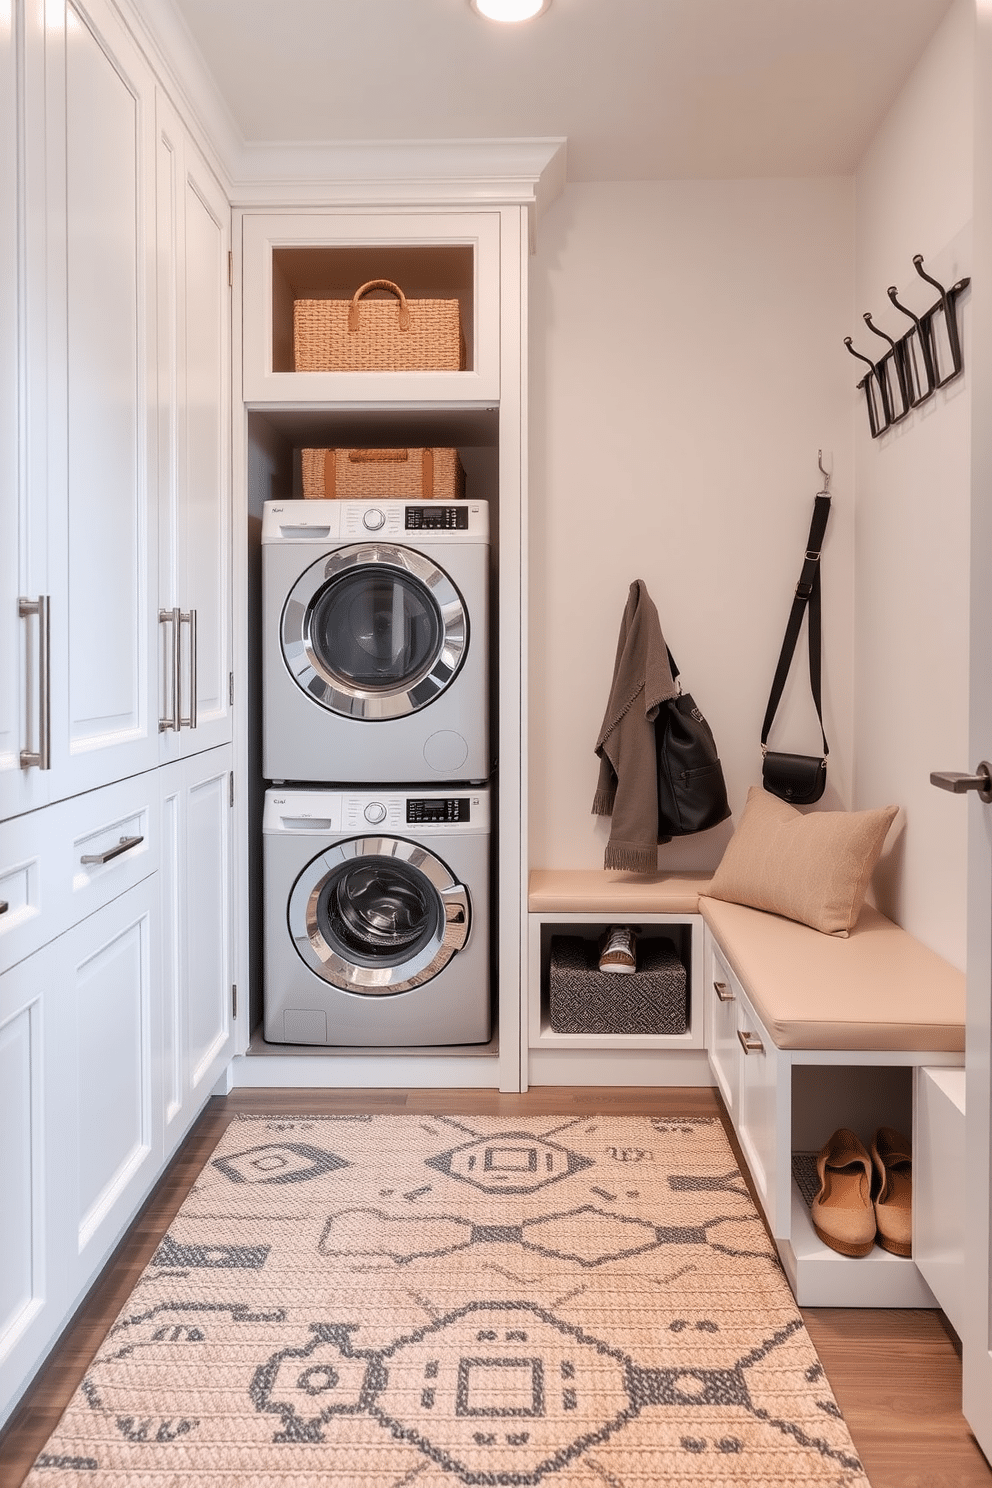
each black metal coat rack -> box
[844,254,970,438]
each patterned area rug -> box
[26,1114,869,1486]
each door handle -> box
[80,834,144,866]
[18,595,51,770]
[930,762,992,803]
[180,608,197,730]
[159,607,181,732]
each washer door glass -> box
[288,837,470,994]
[281,544,468,721]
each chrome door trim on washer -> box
[288,836,470,994]
[280,543,468,720]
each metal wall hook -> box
[913,253,969,387]
[862,311,911,421]
[886,284,935,403]
[817,449,831,494]
[844,336,891,437]
[846,254,970,437]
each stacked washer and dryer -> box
[261,496,492,1047]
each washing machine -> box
[263,785,491,1046]
[262,498,489,784]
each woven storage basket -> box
[548,935,688,1035]
[302,447,466,501]
[294,278,464,372]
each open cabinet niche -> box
[243,406,503,1072]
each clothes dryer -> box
[262,499,489,783]
[263,785,491,1046]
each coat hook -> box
[913,253,969,387]
[844,336,891,437]
[862,311,911,422]
[817,449,831,493]
[886,285,935,403]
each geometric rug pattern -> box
[24,1113,869,1486]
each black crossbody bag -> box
[760,491,831,805]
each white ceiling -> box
[167,0,955,180]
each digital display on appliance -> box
[406,797,471,823]
[405,506,469,531]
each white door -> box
[160,744,235,1159]
[49,877,162,1303]
[959,2,992,1457]
[0,938,64,1424]
[41,0,160,801]
[155,94,232,759]
[0,0,51,823]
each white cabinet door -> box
[0,938,63,1425]
[155,95,232,758]
[40,0,160,802]
[160,744,235,1159]
[0,0,51,824]
[0,872,162,1427]
[707,942,741,1122]
[735,990,778,1224]
[50,876,163,1303]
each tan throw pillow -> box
[706,786,899,936]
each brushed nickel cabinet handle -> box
[180,609,197,730]
[159,607,181,732]
[18,595,51,770]
[713,980,734,1002]
[737,1029,764,1055]
[0,900,9,915]
[80,834,144,866]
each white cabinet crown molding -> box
[112,0,568,237]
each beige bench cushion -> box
[700,896,965,1053]
[528,869,712,916]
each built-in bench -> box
[527,868,966,1309]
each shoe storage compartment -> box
[784,1062,932,1308]
[547,928,689,1036]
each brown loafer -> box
[871,1126,913,1257]
[811,1128,876,1257]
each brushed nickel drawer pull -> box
[713,980,734,1002]
[0,899,8,914]
[80,834,144,866]
[737,1028,764,1055]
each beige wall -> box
[853,0,974,965]
[528,177,856,873]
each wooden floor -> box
[1,1085,990,1488]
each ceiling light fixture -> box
[470,0,550,21]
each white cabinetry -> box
[915,1066,966,1336]
[160,744,236,1158]
[0,774,162,1422]
[707,938,777,1215]
[40,0,161,800]
[155,96,232,757]
[704,926,955,1307]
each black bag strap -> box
[760,492,831,758]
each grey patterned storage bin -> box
[548,935,688,1035]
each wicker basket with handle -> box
[301,447,466,501]
[293,278,464,372]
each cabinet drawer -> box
[0,774,159,973]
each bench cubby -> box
[528,869,967,1310]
